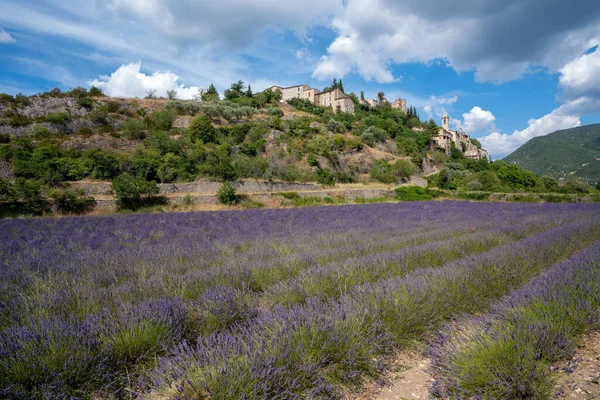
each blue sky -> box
[1,0,600,158]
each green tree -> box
[202,83,220,101]
[377,91,385,104]
[190,115,216,143]
[541,176,559,193]
[88,86,105,97]
[84,149,120,180]
[122,118,146,140]
[224,80,245,100]
[217,181,238,204]
[167,90,178,100]
[245,85,253,97]
[112,174,160,210]
[360,91,365,101]
[338,79,344,93]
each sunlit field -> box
[1,202,599,399]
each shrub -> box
[148,109,176,131]
[43,112,71,124]
[458,191,490,201]
[112,174,161,210]
[88,86,105,97]
[361,126,389,147]
[0,133,9,143]
[315,167,335,186]
[76,127,94,137]
[106,101,120,113]
[466,180,483,191]
[344,137,363,152]
[395,186,442,201]
[49,189,96,214]
[190,115,216,143]
[560,176,590,194]
[13,179,51,215]
[143,132,182,155]
[217,181,238,204]
[84,149,120,180]
[31,125,51,139]
[77,96,94,109]
[265,107,284,117]
[121,118,146,140]
[8,113,33,127]
[306,135,331,156]
[332,134,346,151]
[327,119,346,133]
[393,159,416,179]
[370,159,396,184]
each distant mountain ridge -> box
[503,124,600,183]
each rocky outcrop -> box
[0,160,13,181]
[0,97,124,137]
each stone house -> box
[267,84,355,114]
[390,98,407,113]
[360,97,407,113]
[433,112,489,160]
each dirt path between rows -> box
[354,329,599,400]
[354,351,433,400]
[553,331,600,399]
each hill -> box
[503,124,600,183]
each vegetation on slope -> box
[503,124,600,184]
[0,83,598,216]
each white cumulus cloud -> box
[89,62,202,99]
[559,46,600,104]
[479,108,581,158]
[0,28,15,44]
[462,106,496,134]
[313,0,600,83]
[422,95,459,119]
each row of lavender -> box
[0,202,599,398]
[429,242,600,399]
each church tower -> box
[442,112,449,130]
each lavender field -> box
[1,202,599,399]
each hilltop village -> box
[434,112,489,160]
[267,83,487,160]
[266,84,407,115]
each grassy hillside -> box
[503,124,600,183]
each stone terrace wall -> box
[160,180,320,194]
[69,180,321,196]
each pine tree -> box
[245,85,253,97]
[332,78,338,89]
[338,79,344,93]
[207,84,218,95]
[360,91,365,101]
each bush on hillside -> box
[190,115,216,144]
[217,181,238,204]
[122,119,146,140]
[49,188,96,214]
[112,174,161,210]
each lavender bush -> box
[429,243,600,399]
[0,202,599,398]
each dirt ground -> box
[353,350,432,400]
[553,331,600,399]
[353,330,599,400]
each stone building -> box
[266,84,355,114]
[359,97,407,113]
[433,112,489,160]
[390,98,407,113]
